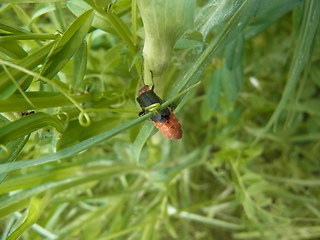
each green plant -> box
[0,0,319,239]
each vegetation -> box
[0,0,319,239]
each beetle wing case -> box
[136,90,170,122]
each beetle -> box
[136,85,182,140]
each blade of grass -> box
[0,112,64,145]
[54,2,66,31]
[0,33,58,42]
[0,19,29,34]
[0,41,28,59]
[0,166,81,194]
[0,61,84,112]
[11,4,33,30]
[131,0,138,45]
[12,212,58,240]
[133,122,156,164]
[169,206,243,230]
[40,9,94,79]
[96,222,150,240]
[0,112,152,174]
[7,195,50,240]
[0,136,29,183]
[0,41,56,100]
[2,65,35,107]
[263,0,320,132]
[29,5,56,28]
[72,41,87,90]
[0,92,95,112]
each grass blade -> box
[7,195,50,240]
[40,9,94,79]
[264,0,320,132]
[0,41,56,100]
[0,113,152,174]
[0,112,64,145]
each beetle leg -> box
[138,110,146,116]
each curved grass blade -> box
[0,19,29,34]
[133,122,156,164]
[0,112,152,174]
[0,41,56,100]
[0,60,87,112]
[0,113,64,145]
[264,0,320,132]
[0,136,29,183]
[7,195,50,240]
[0,114,29,183]
[2,65,35,108]
[0,41,28,59]
[40,9,94,79]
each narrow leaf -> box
[0,113,64,144]
[0,41,28,59]
[7,195,49,240]
[0,41,56,100]
[264,0,320,131]
[72,41,87,90]
[0,113,152,174]
[40,9,94,79]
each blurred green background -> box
[0,0,319,239]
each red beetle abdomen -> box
[152,111,182,140]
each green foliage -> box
[0,0,319,239]
[0,112,64,144]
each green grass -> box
[1,0,320,239]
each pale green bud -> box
[137,0,195,85]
